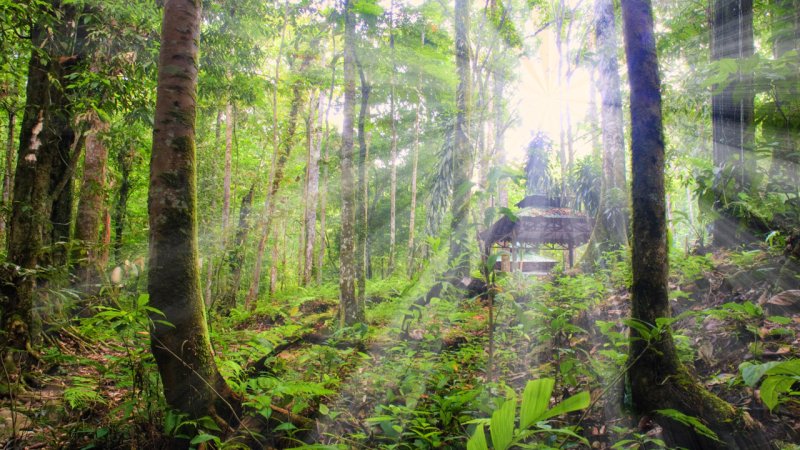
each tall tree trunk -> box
[74,113,109,288]
[407,102,421,277]
[767,0,800,195]
[1,3,85,368]
[388,0,398,274]
[711,0,754,247]
[114,144,134,263]
[622,1,769,448]
[494,69,508,208]
[317,39,337,285]
[1,23,55,370]
[222,103,234,236]
[147,0,239,423]
[583,0,629,267]
[356,62,370,309]
[304,93,322,285]
[247,45,313,308]
[340,0,362,326]
[1,110,15,241]
[244,8,288,310]
[449,0,473,279]
[218,184,254,312]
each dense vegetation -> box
[0,0,798,448]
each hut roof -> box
[481,196,594,247]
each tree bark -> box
[622,1,769,448]
[388,0,398,274]
[114,144,134,263]
[303,93,323,285]
[147,0,240,423]
[710,0,754,247]
[219,184,254,312]
[339,0,362,326]
[407,102,421,277]
[222,102,234,236]
[356,61,370,310]
[1,3,84,368]
[449,0,473,279]
[1,110,15,241]
[317,38,337,286]
[74,113,109,288]
[494,68,507,208]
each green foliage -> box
[654,409,721,443]
[740,359,800,411]
[465,378,590,450]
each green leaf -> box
[467,424,489,450]
[740,361,780,387]
[490,397,516,450]
[766,359,800,377]
[520,378,554,428]
[655,409,720,442]
[540,391,590,420]
[189,434,219,445]
[319,403,330,416]
[760,375,797,411]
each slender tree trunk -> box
[317,40,337,285]
[494,69,507,208]
[407,102,421,277]
[356,62,370,309]
[219,184,254,311]
[449,0,473,279]
[74,113,109,288]
[1,110,15,241]
[114,145,134,263]
[247,45,313,307]
[147,0,239,422]
[244,7,288,309]
[622,1,768,448]
[222,103,233,236]
[388,0,398,274]
[340,0,362,326]
[304,93,322,285]
[711,0,754,247]
[583,0,629,267]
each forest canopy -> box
[0,0,798,448]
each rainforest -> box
[0,0,798,449]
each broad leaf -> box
[520,378,555,428]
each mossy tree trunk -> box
[622,1,770,448]
[219,184,254,312]
[339,0,362,326]
[449,0,473,279]
[74,113,109,289]
[1,3,84,372]
[356,61,370,311]
[148,0,240,423]
[113,144,134,263]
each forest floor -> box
[1,247,799,449]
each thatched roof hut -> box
[481,195,594,271]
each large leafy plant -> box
[465,378,590,450]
